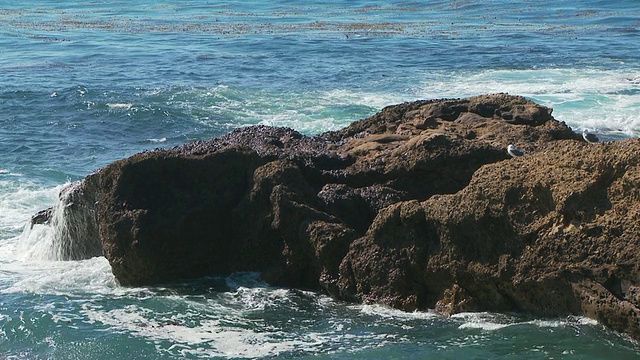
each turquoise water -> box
[1,1,640,358]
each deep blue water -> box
[1,1,639,358]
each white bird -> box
[507,144,525,158]
[582,129,599,144]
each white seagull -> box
[582,129,599,144]
[507,144,525,158]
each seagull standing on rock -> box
[507,144,525,158]
[582,129,600,144]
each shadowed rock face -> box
[35,94,640,340]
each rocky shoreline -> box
[33,94,640,340]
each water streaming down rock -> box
[20,176,102,261]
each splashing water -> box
[17,179,101,261]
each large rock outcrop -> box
[337,139,640,339]
[34,94,640,340]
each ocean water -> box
[1,1,640,358]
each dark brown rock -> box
[89,94,572,288]
[337,139,640,340]
[36,94,640,340]
[31,208,52,226]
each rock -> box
[337,139,640,339]
[31,208,52,226]
[35,94,640,340]
[89,94,574,288]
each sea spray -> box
[18,176,102,261]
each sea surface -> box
[1,1,640,358]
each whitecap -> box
[146,137,167,143]
[457,320,512,331]
[575,316,599,326]
[452,312,516,331]
[106,103,133,110]
[357,303,438,320]
[450,312,602,332]
[0,169,20,177]
[525,319,566,328]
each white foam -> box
[0,181,61,236]
[81,303,255,354]
[0,180,123,298]
[576,316,599,326]
[14,223,55,261]
[71,272,395,358]
[418,68,638,99]
[252,89,408,134]
[457,320,511,331]
[358,303,438,320]
[0,256,118,296]
[162,85,407,135]
[81,299,394,359]
[0,169,21,176]
[517,315,601,330]
[452,312,515,331]
[224,271,266,289]
[526,319,565,328]
[106,103,133,110]
[146,137,167,143]
[220,274,322,316]
[451,312,602,332]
